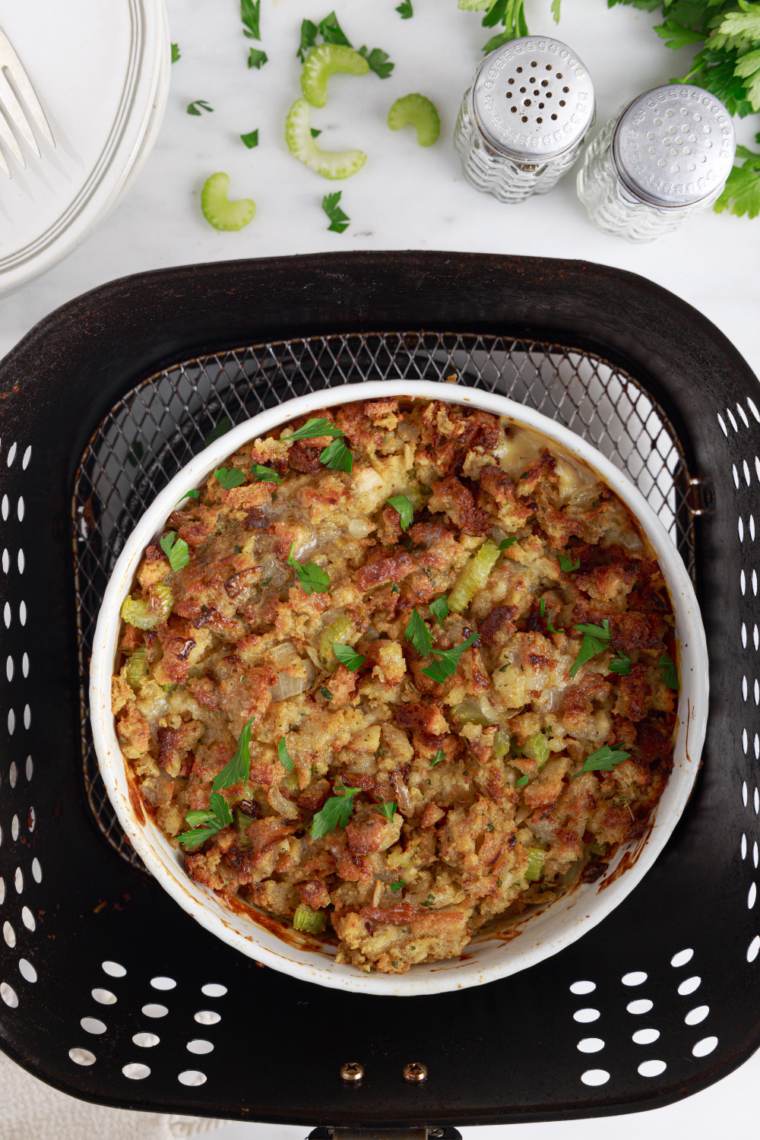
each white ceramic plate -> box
[90,380,708,996]
[0,0,168,295]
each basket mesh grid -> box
[71,330,695,866]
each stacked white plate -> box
[0,0,169,295]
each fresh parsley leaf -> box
[319,437,353,472]
[283,417,345,442]
[127,441,144,467]
[332,643,366,671]
[287,543,331,595]
[715,147,760,219]
[430,596,449,628]
[321,687,333,700]
[248,48,268,69]
[386,494,414,531]
[498,537,517,550]
[214,466,246,491]
[430,749,445,767]
[241,128,259,148]
[241,0,261,39]
[319,11,352,46]
[177,825,218,848]
[550,0,561,22]
[572,743,631,779]
[171,43,181,63]
[277,736,294,772]
[569,620,611,680]
[539,596,557,633]
[322,190,350,233]
[396,0,413,16]
[422,631,479,683]
[609,652,632,676]
[515,774,529,786]
[375,801,398,822]
[559,553,581,573]
[311,782,360,839]
[159,532,190,573]
[204,416,232,446]
[177,488,200,505]
[358,45,394,78]
[251,463,282,483]
[310,127,322,138]
[212,718,254,791]
[187,100,213,115]
[297,18,319,61]
[659,653,679,691]
[390,880,407,892]
[406,609,432,656]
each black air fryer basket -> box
[0,252,756,1134]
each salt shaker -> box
[454,36,595,204]
[576,84,736,242]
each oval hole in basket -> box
[569,980,595,995]
[627,999,653,1015]
[638,1059,667,1078]
[122,1063,150,1080]
[18,959,36,984]
[622,971,647,986]
[142,1004,168,1019]
[3,921,16,948]
[8,760,16,787]
[580,1069,609,1086]
[186,1039,214,1055]
[14,867,23,894]
[133,1033,160,1048]
[81,1018,107,1035]
[150,976,176,991]
[576,1038,604,1054]
[748,936,760,963]
[685,1005,709,1026]
[69,1048,96,1067]
[31,858,41,883]
[92,988,116,1005]
[102,961,127,978]
[632,1028,660,1046]
[0,879,5,905]
[692,1036,718,1057]
[21,907,34,932]
[194,1010,221,1025]
[178,1070,207,1087]
[678,976,701,996]
[201,983,227,998]
[573,1008,599,1023]
[1,982,18,1008]
[22,446,31,470]
[671,948,694,968]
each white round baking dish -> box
[90,379,708,996]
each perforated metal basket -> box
[0,252,756,1132]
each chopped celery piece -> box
[588,840,608,857]
[525,847,546,881]
[523,732,550,768]
[285,99,366,180]
[301,44,370,108]
[452,696,499,726]
[493,728,511,759]
[281,768,299,792]
[448,540,501,613]
[126,646,148,691]
[387,94,441,147]
[121,584,173,630]
[319,614,353,669]
[200,173,256,232]
[293,903,326,933]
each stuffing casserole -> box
[111,397,678,975]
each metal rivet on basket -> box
[429,1130,444,1138]
[340,1061,364,1082]
[403,1062,428,1082]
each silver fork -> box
[0,27,54,178]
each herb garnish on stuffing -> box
[111,397,678,975]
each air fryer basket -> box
[0,252,755,1131]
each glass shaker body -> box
[577,85,736,242]
[454,36,595,205]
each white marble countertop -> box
[4,0,758,1136]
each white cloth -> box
[0,1051,224,1140]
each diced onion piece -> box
[267,785,299,820]
[525,847,547,881]
[448,540,501,613]
[293,903,326,934]
[348,516,374,538]
[523,732,550,768]
[319,614,353,670]
[269,672,310,702]
[493,728,511,759]
[387,94,441,147]
[301,44,369,108]
[126,646,148,691]
[285,98,367,181]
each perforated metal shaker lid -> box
[611,84,736,207]
[471,36,594,162]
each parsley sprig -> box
[311,781,360,839]
[430,749,445,767]
[241,129,259,149]
[386,494,414,531]
[332,643,366,671]
[212,717,254,791]
[214,466,246,491]
[204,417,232,447]
[559,553,580,573]
[248,48,268,69]
[322,191,350,234]
[572,743,631,780]
[659,654,679,691]
[569,620,611,680]
[177,792,233,848]
[430,596,449,628]
[375,801,398,822]
[159,532,190,573]
[251,463,282,483]
[287,542,331,595]
[282,418,352,475]
[422,631,479,683]
[176,488,200,505]
[241,0,261,39]
[396,0,413,16]
[539,596,557,633]
[297,12,394,77]
[187,100,213,116]
[277,737,294,772]
[405,609,432,656]
[515,774,529,787]
[171,43,181,63]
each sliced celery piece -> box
[448,540,500,613]
[525,847,547,881]
[200,173,256,232]
[452,696,499,726]
[301,44,370,108]
[293,903,326,933]
[387,94,441,147]
[126,645,148,691]
[121,584,173,630]
[523,732,550,769]
[285,99,367,180]
[493,728,511,759]
[319,614,353,669]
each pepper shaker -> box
[576,84,736,242]
[454,36,595,204]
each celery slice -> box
[319,614,353,669]
[301,44,370,108]
[388,94,441,147]
[452,696,499,726]
[493,728,511,759]
[126,646,148,691]
[525,847,547,881]
[285,99,367,180]
[200,173,256,232]
[293,903,326,933]
[523,732,550,769]
[448,540,500,613]
[121,584,173,630]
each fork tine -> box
[0,69,38,156]
[0,145,10,179]
[0,105,25,168]
[0,28,53,149]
